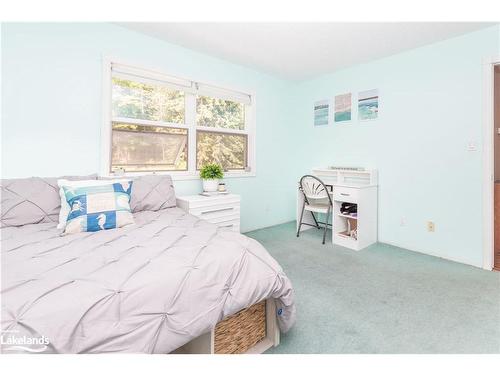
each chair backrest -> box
[298,175,332,204]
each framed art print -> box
[334,93,352,122]
[314,100,330,126]
[358,89,379,121]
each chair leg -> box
[296,201,306,237]
[322,207,330,245]
[310,212,320,229]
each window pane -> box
[196,131,247,170]
[196,96,245,130]
[111,123,187,172]
[112,77,185,123]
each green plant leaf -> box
[199,163,224,179]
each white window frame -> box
[101,56,256,180]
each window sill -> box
[172,171,256,181]
[104,170,256,181]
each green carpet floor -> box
[245,222,500,353]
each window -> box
[196,96,245,130]
[112,77,185,123]
[196,131,247,170]
[196,95,248,170]
[104,61,255,177]
[111,123,188,172]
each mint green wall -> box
[291,26,500,267]
[2,23,500,266]
[1,23,298,233]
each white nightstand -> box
[176,194,241,232]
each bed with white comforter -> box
[1,207,295,353]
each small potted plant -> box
[200,163,224,192]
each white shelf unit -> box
[332,185,378,251]
[312,168,378,187]
[176,194,241,232]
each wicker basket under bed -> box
[214,300,267,354]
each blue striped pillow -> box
[62,181,134,234]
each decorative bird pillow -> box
[62,181,134,234]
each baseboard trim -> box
[242,219,296,234]
[378,239,483,269]
[244,221,486,270]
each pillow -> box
[57,178,131,229]
[1,175,97,228]
[61,181,134,234]
[127,175,176,213]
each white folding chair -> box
[296,175,333,244]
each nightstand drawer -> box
[208,214,240,225]
[176,194,241,233]
[185,196,240,210]
[190,203,240,219]
[216,219,240,232]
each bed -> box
[0,175,295,354]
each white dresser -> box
[176,194,241,232]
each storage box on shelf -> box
[172,299,279,354]
[176,194,241,232]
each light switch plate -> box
[467,141,477,151]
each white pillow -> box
[57,178,132,229]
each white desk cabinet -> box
[296,168,378,251]
[332,185,377,251]
[176,194,241,232]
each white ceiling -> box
[118,22,494,81]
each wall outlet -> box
[427,221,435,232]
[400,217,406,226]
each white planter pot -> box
[202,179,219,192]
